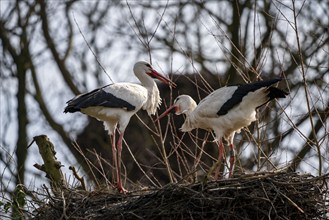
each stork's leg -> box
[116,130,127,193]
[228,143,235,177]
[214,140,224,180]
[111,131,119,185]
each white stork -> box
[64,61,176,193]
[157,78,287,178]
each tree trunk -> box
[15,57,28,186]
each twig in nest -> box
[69,166,86,190]
[279,191,304,213]
[59,191,68,220]
[42,184,56,204]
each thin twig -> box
[72,12,113,83]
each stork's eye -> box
[174,97,180,103]
[146,64,151,68]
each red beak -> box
[148,69,177,88]
[155,105,176,122]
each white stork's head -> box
[133,61,176,88]
[173,95,197,115]
[156,95,197,121]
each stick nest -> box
[33,171,328,219]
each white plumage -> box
[157,79,287,178]
[65,61,176,192]
[81,83,150,134]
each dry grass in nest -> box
[33,171,328,219]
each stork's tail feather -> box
[267,87,288,100]
[254,86,288,109]
[64,103,80,113]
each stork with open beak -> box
[157,78,287,178]
[64,61,176,193]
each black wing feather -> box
[217,78,287,116]
[64,85,136,113]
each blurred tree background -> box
[0,0,328,205]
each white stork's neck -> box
[136,73,161,116]
[180,99,197,132]
[144,81,161,115]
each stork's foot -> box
[228,149,235,178]
[117,184,128,194]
